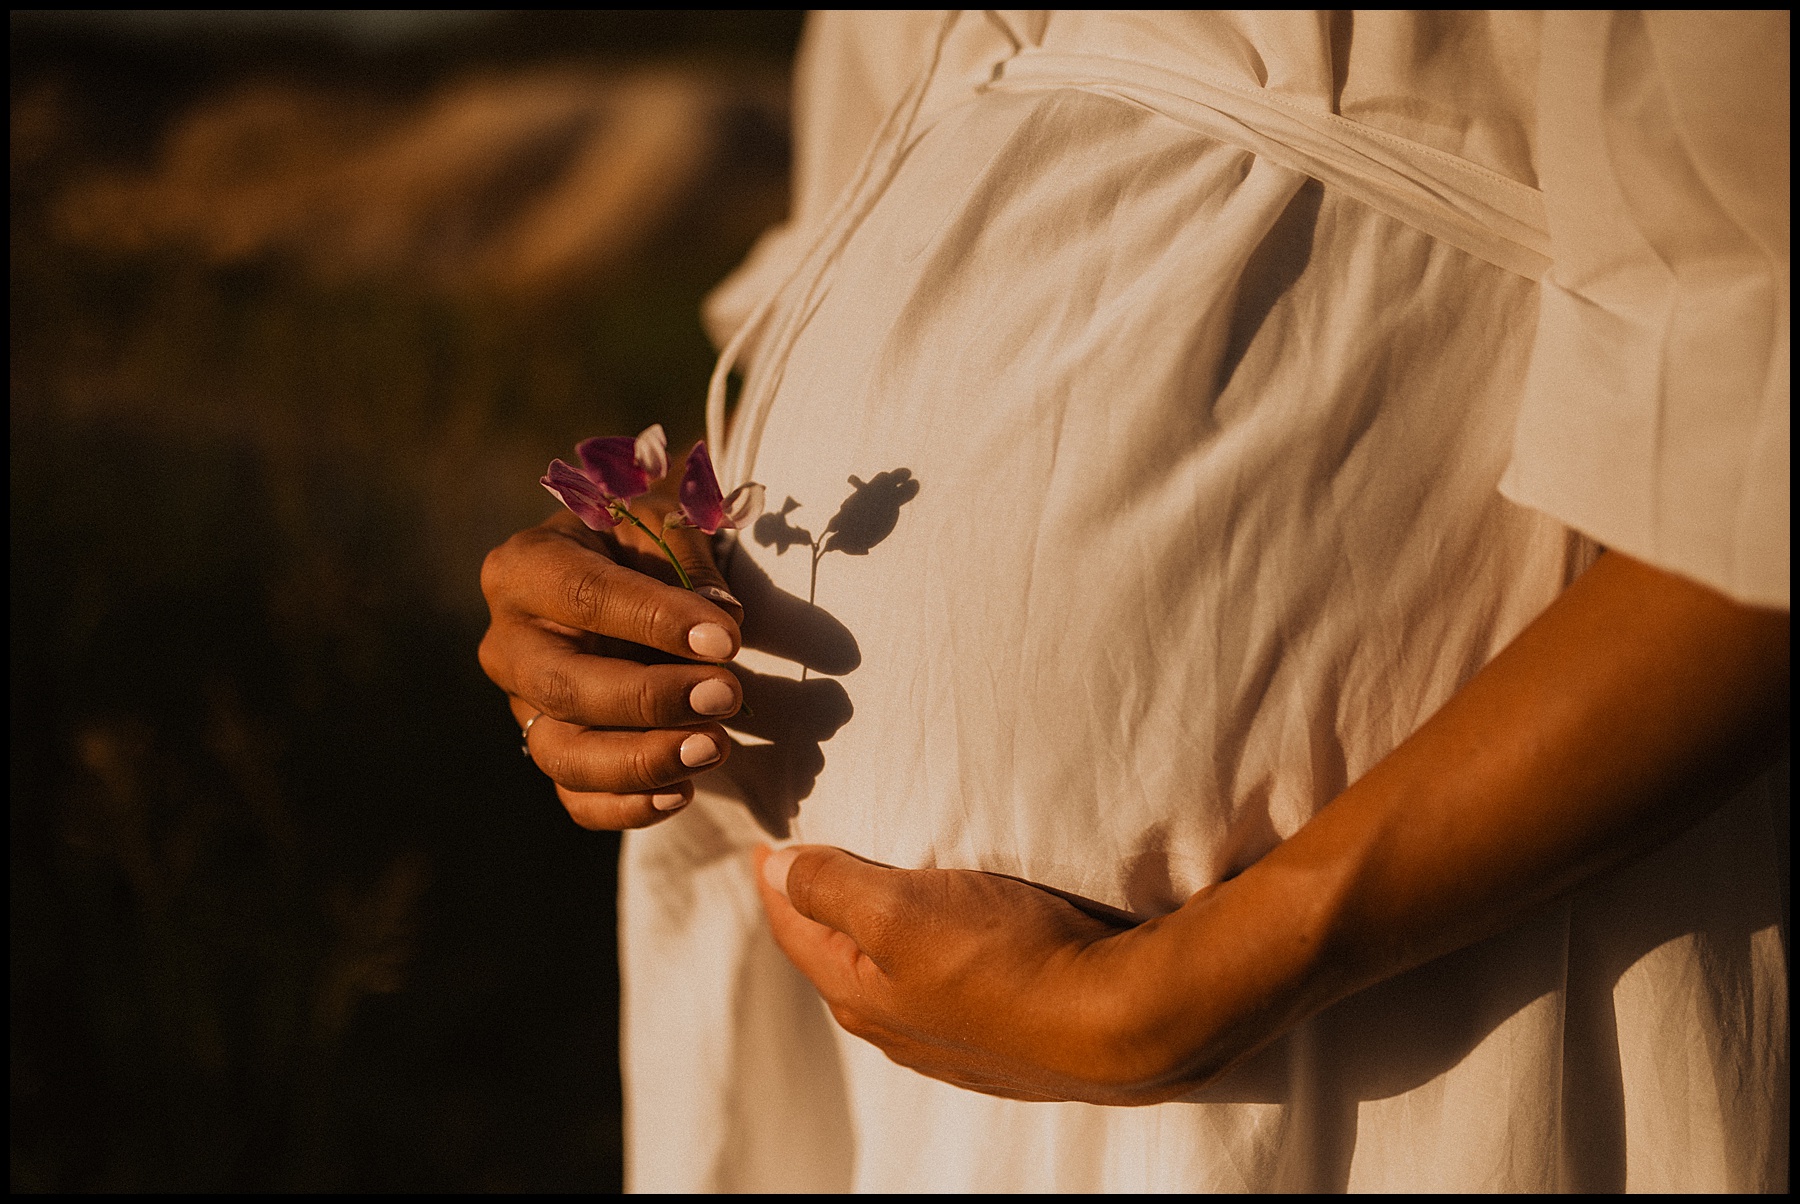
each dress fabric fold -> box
[623,10,1788,1193]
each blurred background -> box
[11,11,802,1191]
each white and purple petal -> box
[721,482,766,529]
[676,442,727,533]
[633,424,669,484]
[541,459,617,530]
[576,436,651,501]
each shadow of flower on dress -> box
[753,495,812,555]
[821,468,920,555]
[753,467,921,665]
[720,468,919,837]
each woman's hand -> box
[754,845,1167,1104]
[479,507,745,829]
[756,552,1790,1101]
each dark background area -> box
[11,11,803,1191]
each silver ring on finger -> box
[520,710,547,758]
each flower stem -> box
[615,506,694,590]
[613,506,752,716]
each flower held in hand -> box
[541,426,760,593]
[671,442,765,534]
[540,424,669,531]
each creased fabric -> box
[623,11,1788,1193]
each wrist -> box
[1094,850,1359,1099]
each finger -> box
[761,844,914,968]
[483,524,740,662]
[659,522,744,627]
[493,625,741,726]
[557,780,693,830]
[521,710,730,793]
[602,500,743,625]
[753,845,872,999]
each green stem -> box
[615,500,748,709]
[615,506,694,590]
[615,505,752,716]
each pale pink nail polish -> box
[652,791,688,812]
[688,622,733,660]
[680,733,720,768]
[688,678,736,716]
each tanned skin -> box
[481,512,1787,1102]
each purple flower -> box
[674,442,765,534]
[540,458,618,530]
[540,425,668,531]
[540,425,761,603]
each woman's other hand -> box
[754,552,1790,1101]
[755,845,1160,1104]
[479,508,744,829]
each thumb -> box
[659,522,744,627]
[760,844,908,956]
[754,845,883,1001]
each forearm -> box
[1120,551,1790,1096]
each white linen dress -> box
[619,11,1789,1192]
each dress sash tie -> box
[986,50,1551,283]
[709,34,1553,493]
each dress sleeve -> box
[1500,11,1789,608]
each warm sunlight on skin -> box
[480,505,747,830]
[754,551,1790,1103]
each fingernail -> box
[698,585,741,609]
[680,733,720,768]
[688,678,736,716]
[688,622,733,660]
[762,845,799,897]
[652,791,688,812]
